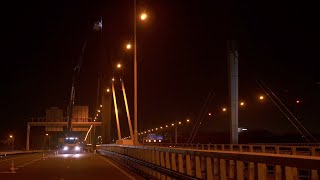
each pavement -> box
[0,152,144,180]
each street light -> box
[45,134,50,150]
[240,102,245,106]
[126,43,132,49]
[133,0,148,144]
[259,95,264,100]
[222,107,227,112]
[9,135,14,149]
[140,13,147,21]
[117,63,122,69]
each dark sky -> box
[1,0,319,144]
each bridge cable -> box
[257,80,315,143]
[258,80,318,143]
[187,92,212,143]
[187,91,214,144]
[189,92,215,144]
[257,80,311,143]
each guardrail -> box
[142,143,320,157]
[98,144,320,180]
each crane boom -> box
[67,41,87,133]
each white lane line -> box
[97,155,136,180]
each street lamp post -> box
[46,134,50,150]
[133,0,138,145]
[9,135,14,150]
[175,121,177,144]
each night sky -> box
[1,0,319,146]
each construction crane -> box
[66,41,87,133]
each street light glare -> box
[240,102,245,106]
[46,134,48,136]
[222,108,227,112]
[187,119,190,122]
[126,43,131,49]
[259,95,264,100]
[117,63,122,68]
[106,88,110,92]
[9,135,13,138]
[140,13,147,20]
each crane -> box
[66,41,87,133]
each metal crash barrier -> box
[98,144,320,180]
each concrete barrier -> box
[99,144,320,180]
[0,150,48,156]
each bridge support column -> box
[26,123,30,151]
[228,40,239,144]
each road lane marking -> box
[97,155,136,180]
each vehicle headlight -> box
[75,146,80,151]
[63,146,69,151]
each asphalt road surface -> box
[0,152,144,180]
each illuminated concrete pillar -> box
[121,79,134,140]
[112,80,122,140]
[26,123,30,151]
[228,40,239,144]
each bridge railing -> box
[98,144,320,180]
[142,143,320,156]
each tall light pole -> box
[9,135,14,150]
[133,0,138,145]
[46,134,50,150]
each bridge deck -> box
[0,152,142,180]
